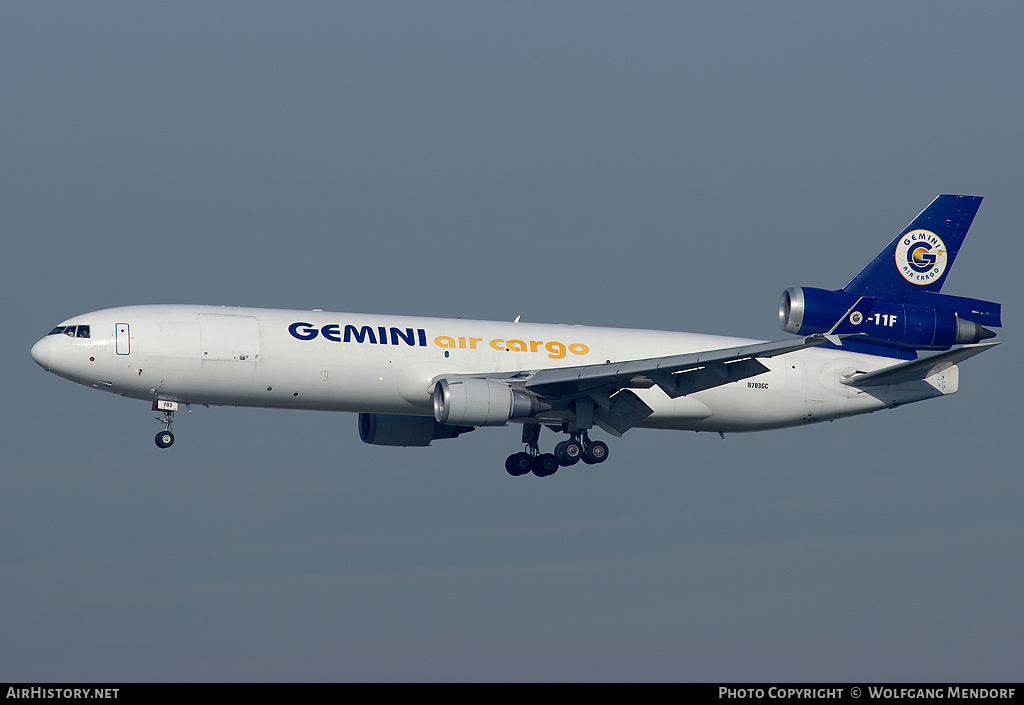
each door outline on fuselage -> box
[115,323,130,355]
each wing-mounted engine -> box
[780,287,999,352]
[358,413,474,447]
[433,378,548,426]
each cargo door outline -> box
[199,314,261,363]
[198,314,261,388]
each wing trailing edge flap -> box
[589,389,654,437]
[650,358,770,398]
[840,342,999,388]
[524,335,833,399]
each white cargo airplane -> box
[31,195,1000,476]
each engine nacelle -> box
[780,287,854,336]
[358,413,473,447]
[432,378,545,426]
[780,287,995,351]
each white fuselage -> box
[30,305,956,433]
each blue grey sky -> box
[2,2,1021,681]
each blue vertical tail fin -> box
[842,194,983,299]
[779,194,1000,359]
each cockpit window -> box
[48,325,90,338]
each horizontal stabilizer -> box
[840,342,998,387]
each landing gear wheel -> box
[583,440,608,464]
[532,453,559,477]
[506,452,533,477]
[561,440,583,466]
[153,402,178,450]
[554,440,568,464]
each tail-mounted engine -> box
[780,287,999,351]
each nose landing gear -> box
[155,429,174,448]
[153,400,178,449]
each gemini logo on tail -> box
[895,229,947,285]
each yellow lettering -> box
[490,338,505,351]
[569,343,589,355]
[530,340,543,352]
[458,337,466,349]
[545,341,566,359]
[507,339,527,352]
[469,337,482,349]
[434,336,456,349]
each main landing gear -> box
[153,400,178,449]
[504,425,609,478]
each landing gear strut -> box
[554,436,583,466]
[153,400,178,449]
[560,431,609,466]
[504,426,609,477]
[582,435,609,465]
[504,425,558,477]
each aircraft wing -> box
[435,334,839,436]
[839,342,999,387]
[477,334,837,400]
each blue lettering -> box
[390,327,416,346]
[289,322,318,341]
[344,325,377,344]
[291,321,428,346]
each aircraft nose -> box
[30,337,51,370]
